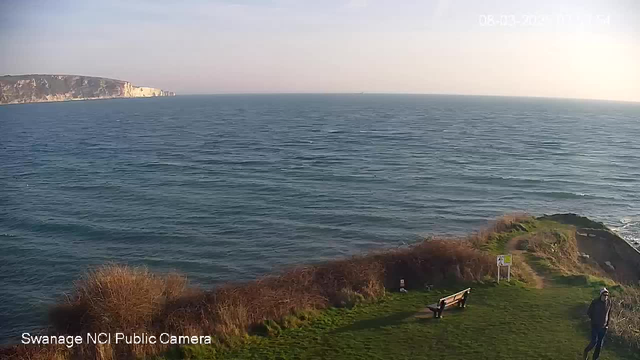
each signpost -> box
[496,254,513,283]
[399,279,407,293]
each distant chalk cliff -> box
[0,74,175,105]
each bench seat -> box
[427,288,471,318]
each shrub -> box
[49,265,190,359]
[8,216,520,359]
[468,213,533,250]
[610,286,640,350]
[334,288,365,308]
[0,344,68,360]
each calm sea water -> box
[1,94,639,343]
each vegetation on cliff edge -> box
[3,214,639,360]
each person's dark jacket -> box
[587,297,612,328]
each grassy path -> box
[166,219,638,360]
[508,234,546,289]
[178,283,637,360]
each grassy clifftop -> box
[200,283,637,360]
[201,215,639,360]
[3,214,639,360]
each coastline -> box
[0,74,175,106]
[2,213,639,359]
[0,94,177,106]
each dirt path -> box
[507,235,546,289]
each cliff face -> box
[539,213,640,284]
[0,75,175,105]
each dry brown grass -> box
[492,213,533,233]
[0,344,69,360]
[528,229,578,263]
[372,238,496,287]
[468,213,533,249]
[161,239,492,343]
[51,265,189,333]
[1,214,544,360]
[610,286,640,350]
[46,265,192,359]
[7,236,494,360]
[521,225,640,350]
[465,213,538,285]
[524,227,613,280]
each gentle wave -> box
[1,94,639,343]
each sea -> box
[1,94,639,343]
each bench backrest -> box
[439,288,471,306]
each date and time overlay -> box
[477,13,612,28]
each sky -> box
[1,0,639,102]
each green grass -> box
[156,219,637,360]
[482,231,517,254]
[165,282,636,360]
[487,218,574,260]
[476,217,565,255]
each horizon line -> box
[3,74,637,104]
[172,92,640,105]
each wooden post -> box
[507,265,511,282]
[497,265,500,283]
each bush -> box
[334,288,365,308]
[516,239,530,251]
[610,286,640,350]
[10,217,515,359]
[49,265,190,359]
[468,213,534,250]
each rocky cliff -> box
[0,75,175,105]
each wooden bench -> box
[427,288,471,318]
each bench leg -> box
[461,291,469,308]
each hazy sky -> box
[1,0,639,101]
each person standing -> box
[583,288,612,360]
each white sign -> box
[497,254,513,266]
[496,254,513,283]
